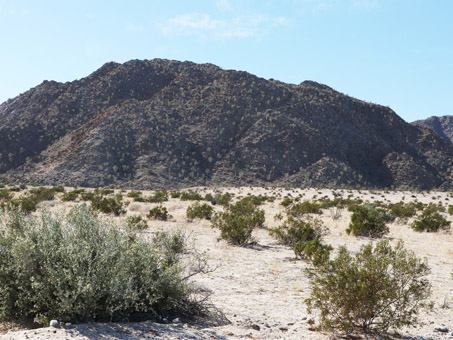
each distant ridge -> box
[0,59,452,189]
[412,115,453,144]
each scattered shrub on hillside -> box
[411,204,451,232]
[186,202,214,221]
[346,204,389,237]
[448,205,453,216]
[269,216,326,248]
[305,240,432,336]
[286,200,322,217]
[211,198,265,246]
[126,215,148,231]
[0,205,209,326]
[147,205,170,221]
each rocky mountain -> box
[412,115,453,144]
[0,59,452,189]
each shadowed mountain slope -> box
[1,59,452,189]
[412,115,453,144]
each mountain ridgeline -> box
[412,115,453,145]
[0,59,452,190]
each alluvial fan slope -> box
[0,59,452,189]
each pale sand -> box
[2,187,452,339]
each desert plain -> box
[1,186,452,340]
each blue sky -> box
[0,0,452,122]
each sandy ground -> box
[1,187,453,340]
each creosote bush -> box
[346,204,389,237]
[305,240,432,336]
[147,205,170,221]
[186,202,214,221]
[411,204,450,232]
[0,205,208,326]
[125,214,148,231]
[269,216,326,248]
[211,198,265,246]
[286,200,321,217]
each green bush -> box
[0,189,12,201]
[211,198,265,246]
[147,190,169,203]
[294,238,332,266]
[214,192,233,206]
[127,191,145,202]
[269,216,326,248]
[186,202,214,221]
[305,240,432,336]
[346,204,389,237]
[147,206,170,221]
[280,197,293,207]
[286,200,321,217]
[389,202,417,220]
[411,204,450,232]
[61,189,83,202]
[448,205,453,216]
[0,205,208,326]
[125,215,148,231]
[91,195,125,216]
[180,191,203,201]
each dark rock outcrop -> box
[0,59,452,189]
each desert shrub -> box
[170,191,182,198]
[214,192,233,206]
[6,196,38,213]
[0,189,12,201]
[91,195,125,216]
[211,198,265,246]
[305,240,432,335]
[448,205,453,215]
[346,204,389,237]
[286,200,321,217]
[411,204,450,232]
[269,216,326,248]
[80,192,95,201]
[125,215,148,231]
[186,202,214,221]
[147,190,169,203]
[95,188,114,196]
[280,197,293,207]
[294,238,332,266]
[243,195,268,206]
[127,191,144,202]
[0,205,208,326]
[180,191,203,201]
[147,205,170,221]
[389,201,417,220]
[61,189,84,202]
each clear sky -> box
[0,0,452,122]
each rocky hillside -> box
[0,59,452,189]
[412,115,453,144]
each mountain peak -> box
[1,59,452,190]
